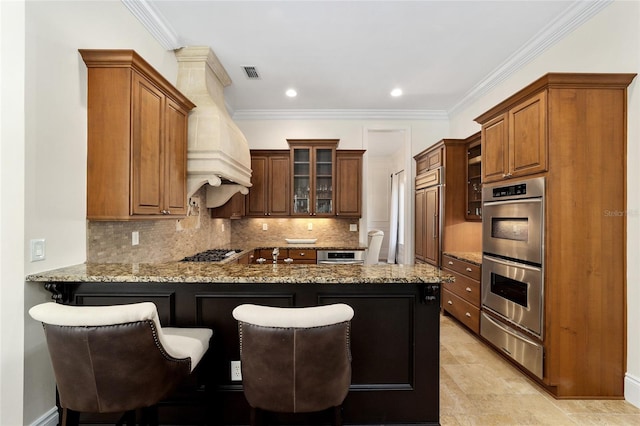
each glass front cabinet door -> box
[288,140,338,216]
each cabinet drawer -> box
[442,290,480,334]
[287,249,317,261]
[441,271,480,306]
[442,255,480,281]
[416,168,440,189]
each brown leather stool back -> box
[233,303,353,425]
[29,302,212,425]
[43,320,191,413]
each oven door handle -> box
[483,255,542,272]
[483,198,542,207]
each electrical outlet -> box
[308,222,313,231]
[231,360,242,381]
[262,223,268,231]
[132,231,139,246]
[350,223,358,232]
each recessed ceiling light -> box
[390,88,403,97]
[286,89,297,97]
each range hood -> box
[174,46,252,207]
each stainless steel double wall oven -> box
[480,176,545,379]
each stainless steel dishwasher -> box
[316,250,365,265]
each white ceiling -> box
[130,1,609,119]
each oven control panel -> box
[492,183,526,198]
[483,176,545,202]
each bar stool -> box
[29,302,213,426]
[232,303,354,426]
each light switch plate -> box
[350,224,358,232]
[30,239,46,262]
[131,231,139,246]
[308,223,313,231]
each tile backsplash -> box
[230,217,361,247]
[87,188,231,263]
[87,188,361,263]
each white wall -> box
[1,1,26,424]
[21,2,179,423]
[447,0,640,407]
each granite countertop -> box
[442,252,482,266]
[252,244,367,250]
[26,262,453,284]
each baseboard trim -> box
[29,407,57,426]
[625,373,640,409]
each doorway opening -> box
[363,127,411,264]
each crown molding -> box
[448,0,613,116]
[121,0,183,50]
[231,109,448,121]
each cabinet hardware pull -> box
[465,312,471,317]
[433,214,437,239]
[466,287,472,292]
[466,267,473,272]
[447,300,453,305]
[448,261,454,265]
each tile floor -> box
[439,314,640,425]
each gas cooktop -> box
[181,249,243,262]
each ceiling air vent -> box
[242,66,261,79]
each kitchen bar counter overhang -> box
[28,263,450,425]
[27,262,452,284]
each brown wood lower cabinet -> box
[46,281,441,425]
[287,248,317,264]
[442,290,480,334]
[441,254,481,335]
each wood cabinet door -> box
[164,98,188,216]
[336,152,363,217]
[414,189,426,262]
[481,113,508,183]
[131,72,164,216]
[424,186,440,267]
[246,156,267,216]
[509,91,547,179]
[267,155,290,216]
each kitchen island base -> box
[43,281,441,425]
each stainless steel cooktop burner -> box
[181,249,242,262]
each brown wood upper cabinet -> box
[210,192,245,219]
[479,91,547,183]
[80,49,195,220]
[246,150,290,217]
[288,139,337,217]
[465,132,482,221]
[336,150,365,217]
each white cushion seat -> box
[232,303,354,328]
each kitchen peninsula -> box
[28,262,451,425]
